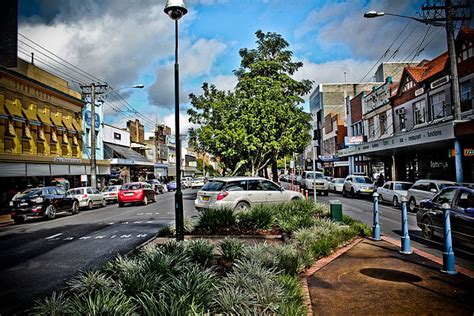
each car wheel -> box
[46,205,56,220]
[143,196,148,205]
[351,188,356,198]
[379,195,383,203]
[234,201,250,212]
[392,196,398,207]
[409,198,416,212]
[87,200,93,210]
[342,188,346,197]
[13,216,25,224]
[101,199,106,207]
[421,217,434,240]
[119,203,124,207]
[71,201,79,214]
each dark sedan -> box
[10,186,80,224]
[416,186,474,249]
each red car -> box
[118,182,157,207]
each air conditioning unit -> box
[430,75,450,89]
[395,108,405,115]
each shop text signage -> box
[338,122,454,156]
[84,110,100,128]
[54,157,82,164]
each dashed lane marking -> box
[45,233,63,239]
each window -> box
[398,113,406,132]
[368,118,375,138]
[87,188,93,194]
[379,113,387,135]
[261,180,280,191]
[429,91,446,119]
[457,191,473,210]
[460,81,472,112]
[85,128,90,147]
[433,188,457,206]
[114,132,121,140]
[382,183,390,189]
[413,100,426,125]
[248,180,264,191]
[226,181,247,191]
[56,188,66,195]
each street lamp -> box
[364,5,464,182]
[81,83,145,190]
[164,0,187,241]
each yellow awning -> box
[63,116,75,132]
[72,117,83,133]
[37,111,52,126]
[22,108,41,125]
[5,100,24,120]
[50,112,64,128]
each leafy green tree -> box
[188,30,312,179]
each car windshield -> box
[17,188,42,199]
[121,183,141,190]
[395,183,412,190]
[106,186,118,192]
[307,172,324,179]
[69,188,83,195]
[335,178,344,183]
[201,181,225,192]
[354,177,372,184]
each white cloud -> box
[163,111,197,135]
[208,74,237,91]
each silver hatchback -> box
[195,177,304,211]
[406,179,455,212]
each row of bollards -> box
[371,193,456,275]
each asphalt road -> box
[312,191,474,271]
[0,189,199,315]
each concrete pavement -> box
[304,237,474,315]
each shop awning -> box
[104,142,149,163]
[51,112,65,130]
[22,108,41,126]
[62,116,75,133]
[72,117,83,133]
[37,110,53,126]
[5,100,24,121]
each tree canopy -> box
[188,30,312,179]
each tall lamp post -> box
[364,3,468,183]
[81,83,144,190]
[164,0,187,241]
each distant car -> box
[68,187,106,209]
[416,186,474,249]
[146,179,165,194]
[329,178,345,193]
[301,171,329,195]
[183,177,193,188]
[191,177,206,189]
[407,179,455,212]
[118,182,156,207]
[195,177,304,211]
[167,181,177,191]
[10,187,79,224]
[377,181,413,207]
[342,175,374,198]
[101,185,122,204]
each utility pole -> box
[422,0,470,182]
[81,83,108,190]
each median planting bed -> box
[32,200,370,315]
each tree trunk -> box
[264,167,268,179]
[271,156,278,183]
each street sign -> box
[289,160,295,169]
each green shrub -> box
[274,200,327,233]
[218,237,244,261]
[157,225,173,237]
[277,274,307,316]
[140,246,190,278]
[67,271,116,295]
[161,239,188,257]
[197,207,236,233]
[69,290,137,315]
[158,217,196,237]
[237,204,274,230]
[186,239,215,267]
[31,292,71,315]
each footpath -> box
[302,236,474,315]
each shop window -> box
[413,100,426,125]
[429,91,446,120]
[460,81,472,112]
[379,113,387,135]
[399,113,406,132]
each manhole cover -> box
[360,268,422,283]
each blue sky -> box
[18,0,453,133]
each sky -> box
[17,0,463,134]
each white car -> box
[195,177,304,211]
[301,171,329,195]
[101,185,122,204]
[376,181,413,207]
[68,187,106,209]
[191,177,206,189]
[406,179,455,212]
[329,178,345,193]
[342,175,375,198]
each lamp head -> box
[132,84,145,89]
[364,11,384,18]
[164,0,188,20]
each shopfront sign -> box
[338,122,455,157]
[344,136,365,146]
[54,157,82,164]
[84,110,100,129]
[334,161,349,167]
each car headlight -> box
[9,201,13,206]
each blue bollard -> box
[371,193,381,241]
[400,196,412,254]
[441,207,457,275]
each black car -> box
[10,186,80,224]
[416,186,474,249]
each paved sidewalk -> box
[0,214,13,226]
[306,238,474,315]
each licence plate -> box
[125,193,134,196]
[201,196,210,201]
[20,203,28,206]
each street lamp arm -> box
[101,84,145,96]
[364,11,445,27]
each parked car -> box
[376,181,413,207]
[342,175,375,198]
[101,185,122,204]
[416,186,474,249]
[407,179,455,212]
[118,182,156,207]
[191,177,206,189]
[68,187,106,209]
[301,171,329,195]
[183,177,193,188]
[10,186,79,224]
[195,177,304,211]
[329,178,345,193]
[167,181,177,191]
[146,179,165,194]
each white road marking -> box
[95,235,106,239]
[137,234,147,238]
[120,235,131,238]
[137,213,144,215]
[122,222,129,224]
[79,236,91,240]
[155,212,160,214]
[64,237,74,241]
[45,233,63,240]
[146,213,152,215]
[134,221,142,224]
